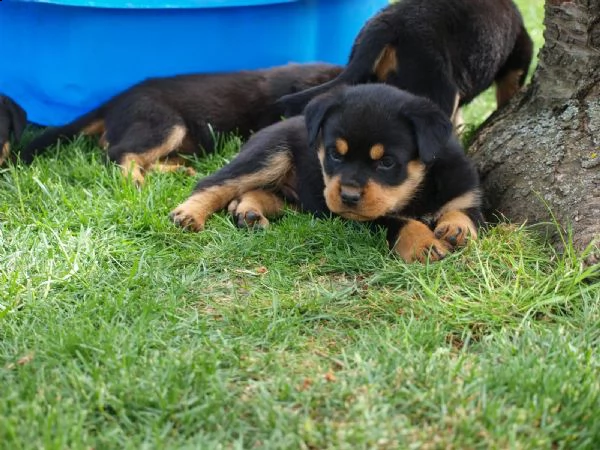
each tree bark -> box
[469,0,600,265]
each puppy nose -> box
[340,187,362,206]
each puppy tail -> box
[277,16,397,117]
[20,107,105,164]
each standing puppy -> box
[0,94,27,166]
[22,63,342,184]
[278,0,533,120]
[171,84,483,263]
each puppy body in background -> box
[0,94,27,166]
[171,84,483,263]
[278,0,533,125]
[22,63,342,184]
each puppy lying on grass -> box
[0,94,27,166]
[278,0,533,129]
[171,84,483,263]
[22,63,342,184]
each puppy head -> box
[0,95,27,164]
[304,84,452,221]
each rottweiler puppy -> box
[22,63,342,184]
[0,94,27,166]
[171,84,483,263]
[278,0,533,126]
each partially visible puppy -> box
[0,94,27,165]
[22,63,342,184]
[171,84,483,263]
[278,0,533,123]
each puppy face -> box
[305,85,451,221]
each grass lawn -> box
[2,1,600,448]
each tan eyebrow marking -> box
[369,144,385,161]
[335,138,349,155]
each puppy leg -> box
[150,155,197,177]
[495,24,534,108]
[106,123,187,185]
[170,138,293,232]
[432,190,482,250]
[434,210,478,249]
[0,141,10,166]
[392,219,449,263]
[227,189,285,229]
[450,94,466,137]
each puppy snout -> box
[340,186,362,206]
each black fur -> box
[278,0,533,117]
[172,84,483,261]
[0,94,27,161]
[22,63,342,166]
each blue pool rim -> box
[0,0,388,125]
[9,0,299,8]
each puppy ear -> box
[303,91,340,149]
[2,96,27,142]
[400,97,452,165]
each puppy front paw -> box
[434,211,477,249]
[397,235,448,263]
[227,199,270,229]
[394,219,449,263]
[170,199,207,232]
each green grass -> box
[2,2,600,448]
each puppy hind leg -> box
[495,24,534,108]
[107,122,187,185]
[151,155,197,177]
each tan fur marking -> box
[323,160,425,221]
[393,219,448,263]
[119,125,187,184]
[228,189,285,229]
[1,142,10,165]
[335,138,348,156]
[81,120,105,136]
[373,45,398,81]
[434,210,478,248]
[369,144,385,161]
[98,133,109,149]
[450,94,466,136]
[451,93,460,119]
[160,154,189,166]
[150,160,197,177]
[452,108,465,136]
[496,69,525,108]
[317,146,330,184]
[171,152,292,231]
[435,190,481,219]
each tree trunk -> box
[469,0,600,265]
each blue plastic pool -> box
[0,0,387,125]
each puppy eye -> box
[376,156,396,170]
[327,147,344,162]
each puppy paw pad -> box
[169,207,204,232]
[413,239,448,263]
[434,223,469,248]
[237,209,270,229]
